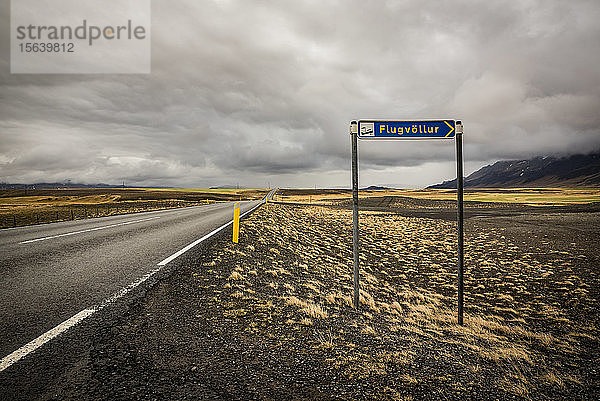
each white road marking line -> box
[0,200,265,372]
[157,201,262,266]
[19,216,161,244]
[0,264,165,373]
[0,308,96,372]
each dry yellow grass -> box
[0,194,120,208]
[399,374,419,385]
[275,188,600,206]
[285,296,328,319]
[361,325,377,336]
[197,202,597,398]
[0,187,269,227]
[540,370,566,389]
[227,271,244,281]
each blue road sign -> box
[358,120,455,139]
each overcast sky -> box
[1,0,599,188]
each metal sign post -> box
[349,119,465,324]
[350,122,360,309]
[455,122,464,325]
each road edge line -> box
[157,200,263,265]
[0,309,96,372]
[0,200,265,373]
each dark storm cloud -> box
[1,0,599,187]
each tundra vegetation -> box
[276,188,600,206]
[71,197,599,400]
[0,188,268,228]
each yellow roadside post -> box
[233,202,240,243]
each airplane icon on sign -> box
[360,122,375,136]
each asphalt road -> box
[0,198,264,372]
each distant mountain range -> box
[429,152,600,189]
[209,185,247,189]
[363,185,391,190]
[0,182,247,190]
[3,152,599,191]
[0,182,121,190]
[0,182,173,190]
